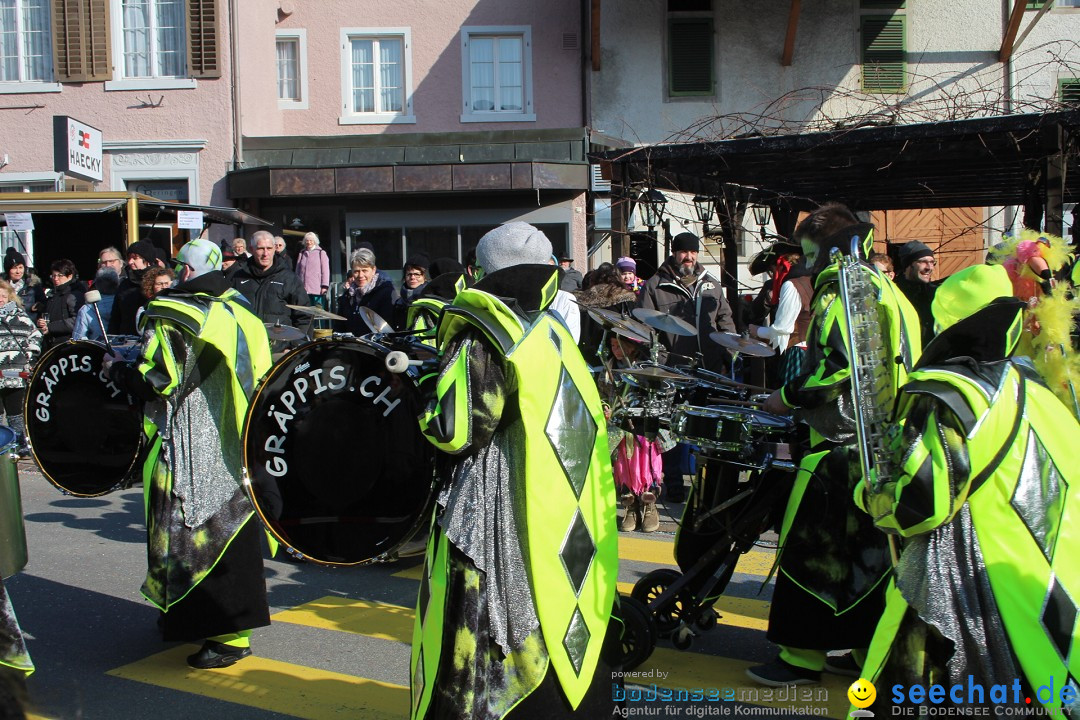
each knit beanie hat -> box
[403,253,430,274]
[476,222,552,274]
[3,248,25,274]
[931,263,1011,333]
[671,232,700,253]
[428,257,464,278]
[616,256,636,272]
[897,240,934,274]
[126,239,157,264]
[175,238,222,279]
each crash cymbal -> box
[708,332,776,357]
[613,366,688,382]
[632,308,697,337]
[586,307,652,343]
[286,304,347,322]
[264,322,307,342]
[355,306,393,334]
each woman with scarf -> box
[336,247,401,333]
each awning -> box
[0,193,273,227]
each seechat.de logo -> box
[849,678,877,717]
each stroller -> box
[609,405,797,669]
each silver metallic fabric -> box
[895,504,1019,687]
[169,350,241,529]
[796,392,856,445]
[438,419,537,655]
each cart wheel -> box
[671,625,695,651]
[694,607,718,632]
[606,595,657,671]
[631,568,692,636]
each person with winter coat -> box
[294,232,329,308]
[230,231,311,339]
[72,268,120,342]
[336,247,400,334]
[3,249,43,324]
[0,279,41,454]
[109,239,157,336]
[38,259,86,349]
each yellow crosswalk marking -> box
[615,582,769,631]
[632,647,849,718]
[273,596,413,643]
[108,645,408,720]
[392,562,423,581]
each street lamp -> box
[638,188,667,229]
[751,205,772,242]
[692,195,715,237]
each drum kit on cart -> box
[586,304,798,669]
[7,300,798,671]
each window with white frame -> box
[276,29,307,109]
[120,0,185,78]
[339,28,414,125]
[460,26,534,123]
[0,0,51,83]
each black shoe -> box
[186,641,252,669]
[824,652,861,677]
[745,658,821,687]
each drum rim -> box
[672,403,793,430]
[25,339,141,498]
[241,336,436,567]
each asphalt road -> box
[7,460,854,720]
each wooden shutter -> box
[188,0,221,79]
[1060,79,1080,106]
[51,0,111,82]
[668,18,713,96]
[861,15,905,93]
[860,0,906,8]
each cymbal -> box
[265,322,307,342]
[586,307,651,343]
[632,308,697,337]
[355,306,393,334]
[613,366,688,382]
[286,304,346,322]
[708,332,776,357]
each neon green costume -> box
[858,272,1080,712]
[112,272,273,641]
[411,265,617,719]
[771,229,921,670]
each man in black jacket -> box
[230,231,311,339]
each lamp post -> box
[638,188,667,229]
[693,195,715,239]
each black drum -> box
[25,340,143,497]
[242,337,436,566]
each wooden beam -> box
[591,0,601,72]
[1011,0,1055,58]
[999,0,1027,63]
[781,0,801,67]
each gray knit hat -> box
[476,222,553,274]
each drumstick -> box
[84,290,116,355]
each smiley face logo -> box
[848,678,876,708]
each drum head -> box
[26,340,143,497]
[243,338,435,565]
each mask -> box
[800,238,818,267]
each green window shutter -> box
[668,18,713,96]
[1026,2,1049,9]
[861,15,905,93]
[1059,79,1080,105]
[860,0,906,8]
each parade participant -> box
[856,263,1080,714]
[893,240,938,348]
[410,221,617,718]
[753,202,921,686]
[231,230,311,338]
[3,250,43,325]
[294,232,330,308]
[109,240,156,336]
[72,268,118,342]
[37,259,85,349]
[337,247,400,333]
[0,577,33,693]
[105,238,273,669]
[747,242,812,384]
[616,256,642,296]
[0,280,40,456]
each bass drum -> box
[25,340,143,497]
[242,337,436,566]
